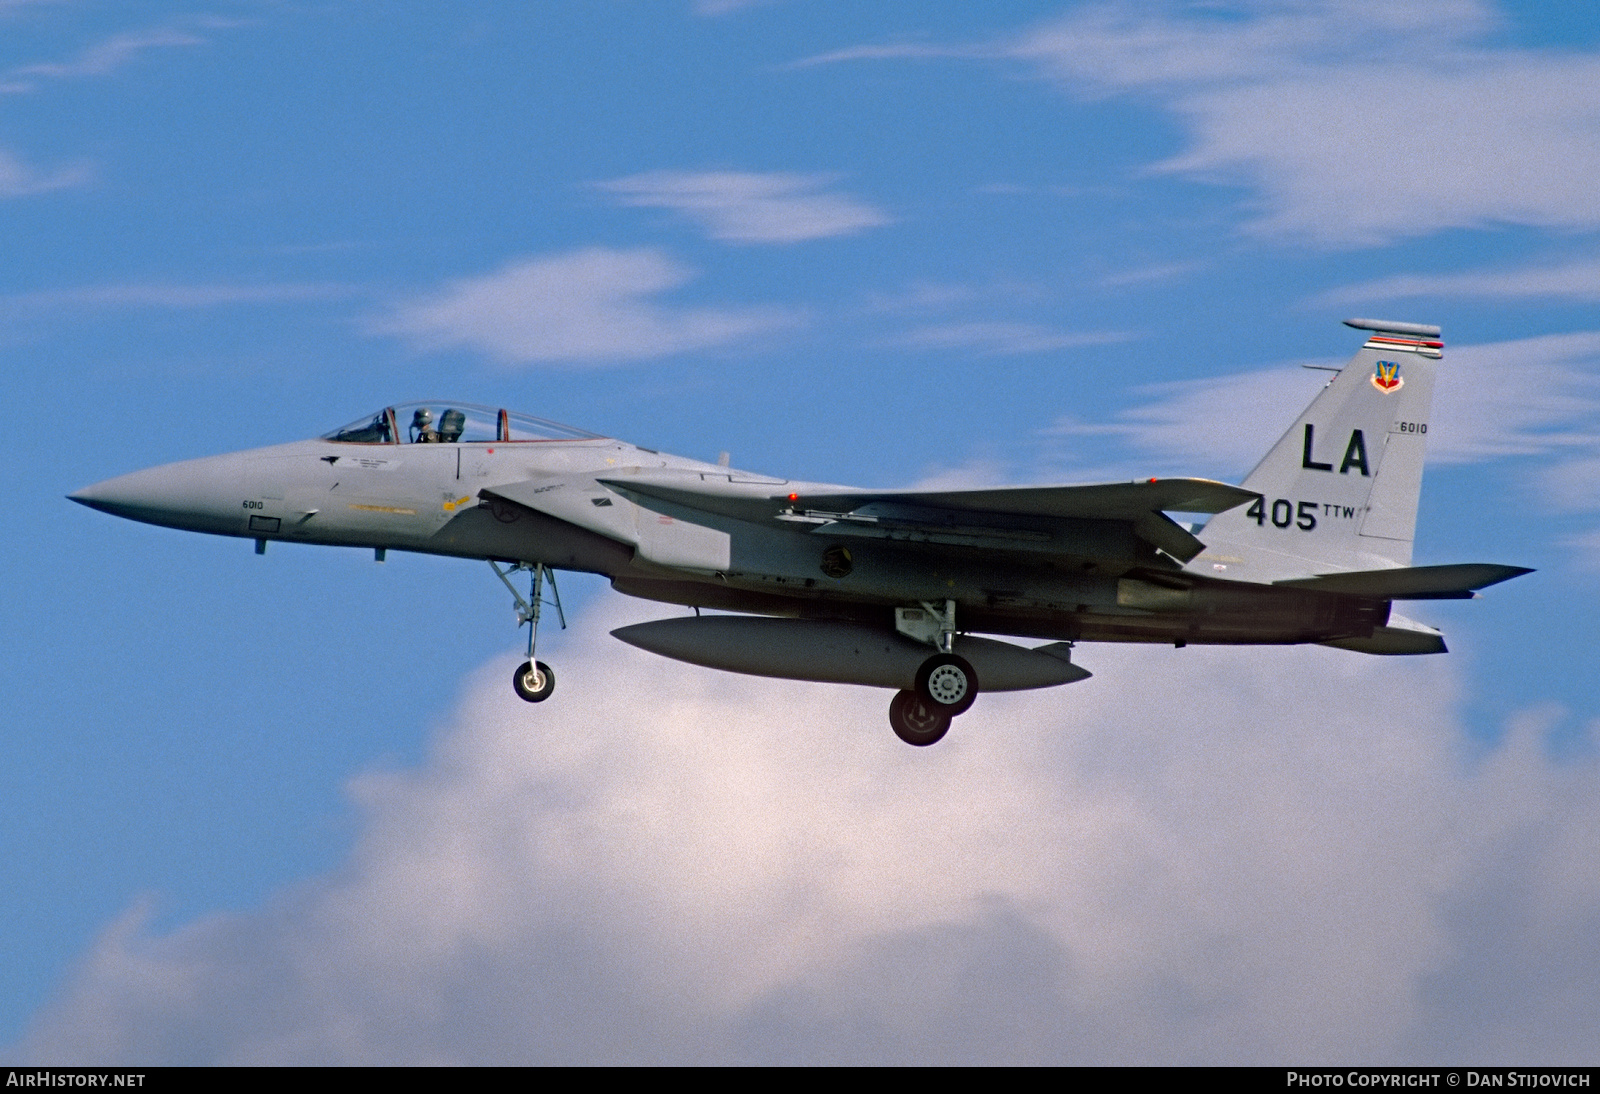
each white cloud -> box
[1018,1,1600,244]
[1053,332,1600,480]
[889,321,1133,356]
[372,248,799,367]
[597,171,891,245]
[863,278,1052,315]
[859,281,1129,358]
[0,282,355,315]
[1098,261,1204,288]
[1540,456,1600,515]
[1442,334,1600,463]
[4,28,205,92]
[1558,528,1600,572]
[787,42,976,70]
[1319,260,1600,306]
[1050,365,1332,479]
[0,0,67,16]
[1005,0,1499,94]
[14,595,1599,1063]
[809,1,1600,246]
[0,147,89,197]
[691,0,777,16]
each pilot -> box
[410,407,439,443]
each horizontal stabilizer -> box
[1274,562,1532,599]
[1320,612,1448,655]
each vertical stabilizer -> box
[1195,319,1440,582]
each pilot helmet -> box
[411,407,434,428]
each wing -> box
[789,479,1259,520]
[600,474,1258,565]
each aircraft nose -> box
[70,469,157,519]
[68,474,140,518]
[72,466,186,520]
[69,457,237,533]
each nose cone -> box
[68,471,154,519]
[69,456,239,535]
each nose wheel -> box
[513,660,556,703]
[490,560,566,705]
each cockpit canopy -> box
[323,402,605,445]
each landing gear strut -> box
[888,599,980,746]
[490,561,565,704]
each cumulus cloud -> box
[805,1,1600,246]
[371,248,799,366]
[596,171,890,245]
[14,595,1599,1064]
[1052,331,1600,480]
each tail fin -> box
[1197,319,1440,582]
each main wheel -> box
[512,660,555,703]
[889,689,951,746]
[915,653,978,716]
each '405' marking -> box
[1246,498,1318,530]
[1243,499,1364,529]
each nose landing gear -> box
[513,659,555,703]
[490,560,566,704]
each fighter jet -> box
[71,319,1529,746]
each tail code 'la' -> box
[1197,319,1440,581]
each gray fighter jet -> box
[72,319,1529,746]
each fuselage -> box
[70,401,1389,651]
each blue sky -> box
[6,0,1600,1063]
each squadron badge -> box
[1371,359,1403,393]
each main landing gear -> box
[888,601,979,747]
[490,560,565,704]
